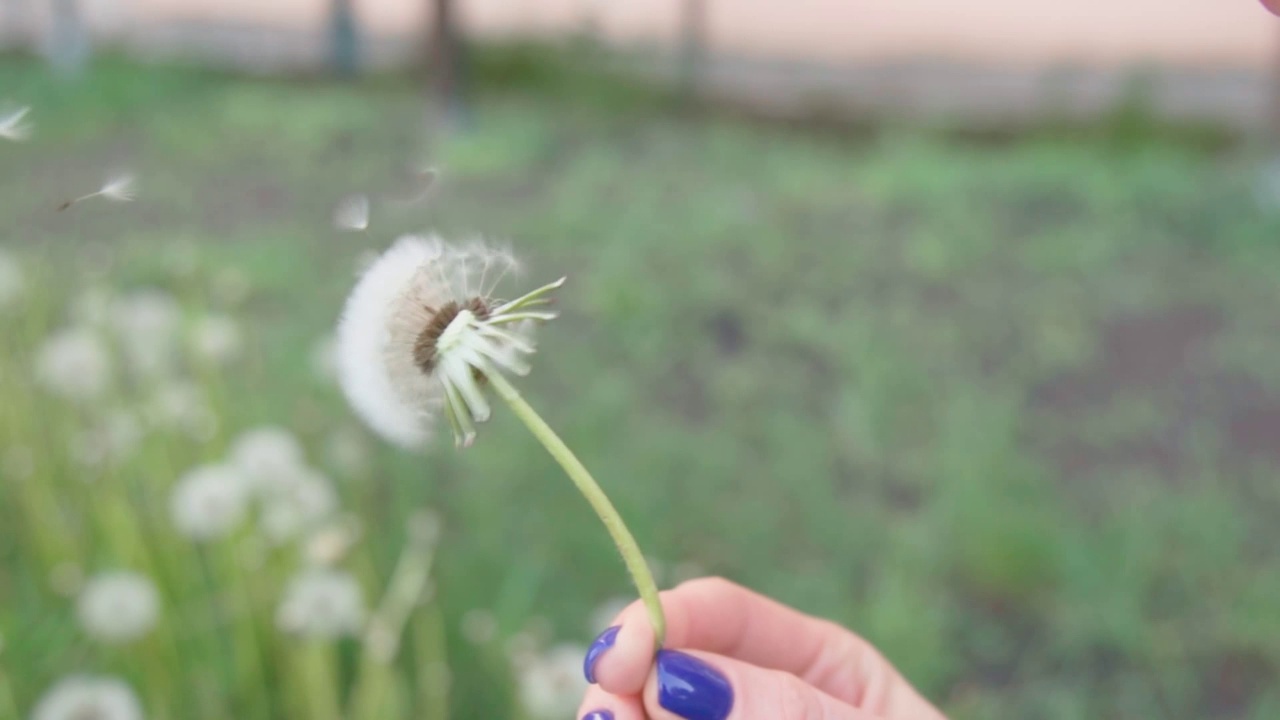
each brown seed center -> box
[412,297,490,374]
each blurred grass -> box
[2,48,1280,719]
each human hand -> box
[577,577,947,720]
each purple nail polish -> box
[656,650,734,720]
[581,710,614,720]
[583,625,621,683]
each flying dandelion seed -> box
[31,676,143,720]
[171,463,251,541]
[276,568,366,638]
[386,165,440,206]
[58,172,137,211]
[335,234,558,448]
[76,571,160,644]
[333,193,371,231]
[0,105,32,142]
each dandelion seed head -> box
[147,380,217,441]
[515,644,591,720]
[0,247,26,309]
[35,327,112,402]
[0,105,32,142]
[31,676,143,720]
[189,314,243,365]
[171,463,250,541]
[336,235,556,449]
[110,289,181,379]
[76,571,160,644]
[259,467,339,544]
[230,426,306,490]
[276,568,365,639]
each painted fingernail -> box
[581,711,614,720]
[583,625,621,683]
[656,650,734,720]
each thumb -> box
[643,649,881,720]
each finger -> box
[576,684,646,720]
[644,649,880,720]
[590,577,942,719]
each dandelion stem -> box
[486,371,666,648]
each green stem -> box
[486,372,666,648]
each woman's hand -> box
[577,577,947,720]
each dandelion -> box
[258,467,339,544]
[110,289,181,379]
[333,193,370,231]
[170,463,250,541]
[230,426,306,489]
[0,247,25,309]
[386,165,439,207]
[58,171,136,210]
[276,568,366,638]
[515,644,591,720]
[76,571,160,644]
[0,105,32,141]
[146,380,217,441]
[72,409,144,468]
[31,676,143,720]
[334,234,667,644]
[189,314,243,364]
[35,327,112,402]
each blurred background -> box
[2,1,1280,719]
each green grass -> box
[3,53,1280,719]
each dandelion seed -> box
[171,463,250,541]
[189,314,243,365]
[35,327,112,402]
[0,247,26,309]
[59,171,136,210]
[335,234,560,448]
[0,105,32,142]
[515,644,591,720]
[31,676,143,720]
[76,571,160,644]
[259,467,340,544]
[333,193,370,231]
[276,568,366,638]
[387,165,439,206]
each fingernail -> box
[656,650,734,720]
[581,711,614,720]
[583,625,621,683]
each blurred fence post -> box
[429,0,470,130]
[328,0,360,77]
[678,0,708,106]
[47,0,88,77]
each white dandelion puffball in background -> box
[76,571,160,644]
[110,289,181,378]
[0,105,32,142]
[516,644,591,720]
[31,676,143,720]
[259,467,339,543]
[72,410,144,468]
[333,193,370,231]
[170,463,250,541]
[0,248,25,309]
[335,234,562,449]
[276,568,366,638]
[189,314,243,364]
[230,426,306,489]
[35,327,112,402]
[146,381,217,441]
